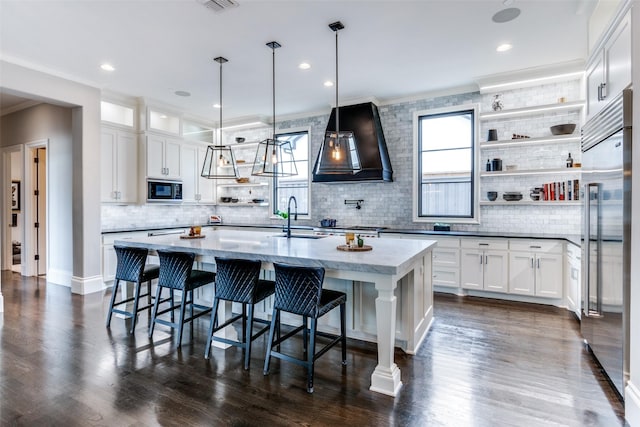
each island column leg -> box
[370,277,402,397]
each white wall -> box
[0,60,103,294]
[1,104,73,283]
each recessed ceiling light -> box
[324,80,334,87]
[496,43,513,52]
[492,7,521,23]
[160,114,168,119]
[213,103,221,109]
[299,62,311,70]
[174,90,191,97]
[100,63,115,71]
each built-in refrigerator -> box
[581,87,632,399]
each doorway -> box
[25,144,47,277]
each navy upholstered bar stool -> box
[106,246,160,334]
[263,263,347,393]
[149,250,215,346]
[204,257,275,369]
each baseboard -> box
[626,381,640,426]
[71,275,105,295]
[47,268,73,287]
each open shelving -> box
[481,168,581,178]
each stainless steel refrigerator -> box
[581,87,632,399]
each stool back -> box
[214,257,261,303]
[273,263,325,318]
[114,246,149,282]
[157,250,195,290]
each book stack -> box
[542,180,580,201]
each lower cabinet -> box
[460,239,509,293]
[565,242,581,317]
[432,237,460,288]
[508,240,563,298]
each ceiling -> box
[0,0,593,124]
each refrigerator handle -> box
[583,183,590,317]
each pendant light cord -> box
[335,27,339,139]
[219,59,223,141]
[272,45,276,139]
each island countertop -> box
[116,229,436,276]
[116,228,436,398]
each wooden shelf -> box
[217,202,269,207]
[217,182,269,188]
[481,201,581,206]
[479,100,585,120]
[481,168,581,177]
[480,135,580,148]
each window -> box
[101,101,134,127]
[273,130,310,216]
[414,104,478,222]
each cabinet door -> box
[102,244,117,282]
[535,253,563,298]
[115,131,138,203]
[180,144,198,203]
[147,136,166,178]
[484,250,508,293]
[509,252,535,296]
[100,129,116,201]
[460,249,483,290]
[586,51,605,119]
[433,267,459,288]
[164,139,182,180]
[604,11,631,103]
[197,145,216,203]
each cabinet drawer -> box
[461,238,508,251]
[509,240,562,253]
[434,237,460,248]
[566,242,581,260]
[433,267,459,288]
[432,248,460,267]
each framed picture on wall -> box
[11,181,20,211]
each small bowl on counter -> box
[550,123,576,135]
[236,177,250,184]
[220,196,232,203]
[487,191,498,201]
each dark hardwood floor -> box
[0,270,626,426]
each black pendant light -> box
[251,41,298,177]
[314,21,361,175]
[201,56,239,179]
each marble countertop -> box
[115,229,436,276]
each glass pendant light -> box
[251,41,298,177]
[315,21,361,175]
[201,56,239,179]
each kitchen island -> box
[116,229,436,397]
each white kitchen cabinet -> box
[146,134,182,180]
[461,239,508,293]
[586,10,631,120]
[565,242,581,318]
[509,240,563,298]
[100,126,138,203]
[181,143,215,204]
[432,237,460,288]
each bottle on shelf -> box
[486,159,491,171]
[566,153,573,168]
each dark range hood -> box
[312,102,393,183]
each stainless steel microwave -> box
[147,180,182,202]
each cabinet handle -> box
[485,255,488,264]
[479,255,483,264]
[537,259,540,269]
[531,258,534,268]
[597,83,607,101]
[529,245,541,249]
[479,243,489,246]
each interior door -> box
[34,147,46,276]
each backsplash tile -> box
[102,79,582,236]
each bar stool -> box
[149,250,215,347]
[204,257,275,369]
[106,246,160,334]
[263,263,347,393]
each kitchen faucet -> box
[286,196,297,238]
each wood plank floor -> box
[0,271,626,426]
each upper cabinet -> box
[100,126,138,203]
[181,142,215,204]
[146,135,182,180]
[586,9,631,120]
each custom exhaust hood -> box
[312,102,393,183]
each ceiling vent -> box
[198,0,239,13]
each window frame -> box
[412,103,480,224]
[272,126,311,218]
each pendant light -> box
[251,41,298,177]
[314,21,361,175]
[201,56,239,179]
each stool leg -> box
[307,318,317,393]
[340,302,347,365]
[204,297,220,359]
[263,308,278,375]
[177,291,188,347]
[244,303,254,370]
[170,290,175,323]
[189,290,194,342]
[106,279,120,328]
[302,316,308,358]
[129,281,142,334]
[149,285,162,338]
